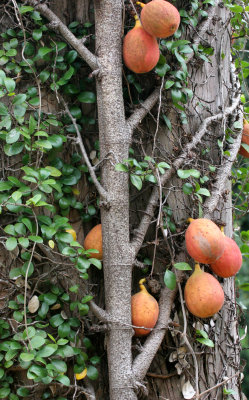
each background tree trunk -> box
[0,0,244,399]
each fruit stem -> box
[134,14,142,28]
[187,217,195,223]
[220,225,225,235]
[194,263,201,272]
[136,1,145,8]
[139,278,148,293]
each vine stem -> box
[177,278,199,398]
[60,96,109,201]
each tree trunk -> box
[0,0,244,399]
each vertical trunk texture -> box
[94,1,136,399]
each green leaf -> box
[40,70,50,83]
[130,174,142,190]
[20,352,35,361]
[174,262,192,271]
[17,388,30,397]
[51,359,67,373]
[15,222,26,235]
[6,237,17,251]
[32,29,42,41]
[6,129,21,144]
[196,188,210,197]
[29,97,40,106]
[13,94,27,105]
[0,368,4,379]
[44,293,57,305]
[36,344,58,358]
[21,261,34,278]
[65,50,78,63]
[19,6,34,13]
[9,267,21,279]
[0,102,8,115]
[196,337,214,347]
[157,161,170,169]
[30,335,46,349]
[21,217,33,232]
[183,182,193,194]
[164,270,176,290]
[38,47,52,58]
[177,169,200,179]
[56,374,70,386]
[28,235,43,243]
[223,388,236,395]
[49,314,64,328]
[0,388,10,398]
[87,365,99,380]
[13,311,23,322]
[4,142,24,156]
[78,91,96,103]
[165,80,175,89]
[115,163,128,172]
[62,66,75,81]
[89,258,102,270]
[58,322,71,338]
[4,77,15,92]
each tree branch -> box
[203,107,243,218]
[89,300,109,322]
[22,0,98,70]
[127,1,218,132]
[131,94,241,256]
[60,97,109,201]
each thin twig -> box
[177,279,199,398]
[60,96,109,201]
[193,372,240,399]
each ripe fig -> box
[210,236,242,278]
[185,218,225,264]
[123,16,160,74]
[184,263,224,318]
[83,224,102,260]
[238,120,249,158]
[137,0,180,39]
[131,278,159,336]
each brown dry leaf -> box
[28,295,40,313]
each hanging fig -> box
[185,218,225,264]
[184,263,224,318]
[131,278,159,336]
[137,0,180,39]
[210,235,242,278]
[123,15,160,74]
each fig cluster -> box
[184,218,242,318]
[123,0,180,74]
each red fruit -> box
[210,236,242,278]
[185,218,225,264]
[83,224,102,260]
[239,120,249,158]
[123,16,160,74]
[184,263,224,318]
[131,279,159,336]
[138,0,180,39]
